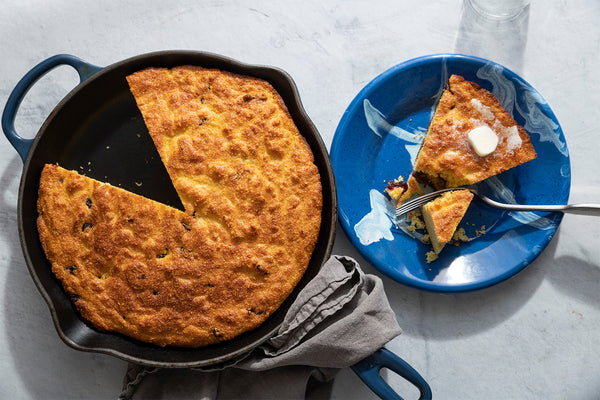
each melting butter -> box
[467,125,498,157]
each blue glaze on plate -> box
[331,54,570,293]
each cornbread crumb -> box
[426,251,438,263]
[452,227,470,242]
[406,210,425,232]
[385,176,406,201]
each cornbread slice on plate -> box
[413,74,537,190]
[421,189,474,255]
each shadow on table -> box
[454,0,530,75]
[336,218,600,343]
[333,223,554,341]
[545,253,600,306]
[399,236,554,340]
[0,154,125,399]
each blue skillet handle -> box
[1,54,102,162]
[351,348,432,400]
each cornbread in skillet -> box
[37,66,322,348]
[37,165,318,347]
[413,74,537,190]
[126,66,322,332]
[125,66,322,239]
[421,189,474,255]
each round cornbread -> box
[37,67,322,348]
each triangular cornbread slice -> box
[37,164,308,347]
[421,189,474,254]
[413,74,537,190]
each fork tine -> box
[396,198,429,216]
[395,192,439,216]
[395,187,464,217]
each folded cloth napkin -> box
[119,255,402,400]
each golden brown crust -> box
[38,165,310,347]
[421,189,473,254]
[413,75,537,189]
[37,66,322,348]
[126,66,321,243]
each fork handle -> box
[493,203,600,216]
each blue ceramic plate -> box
[331,54,570,293]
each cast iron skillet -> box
[3,52,431,399]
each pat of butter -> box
[468,125,498,157]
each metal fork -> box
[395,187,600,217]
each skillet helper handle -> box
[2,54,102,162]
[351,348,432,400]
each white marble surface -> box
[1,0,599,399]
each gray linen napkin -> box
[119,255,402,400]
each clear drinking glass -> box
[467,0,531,19]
